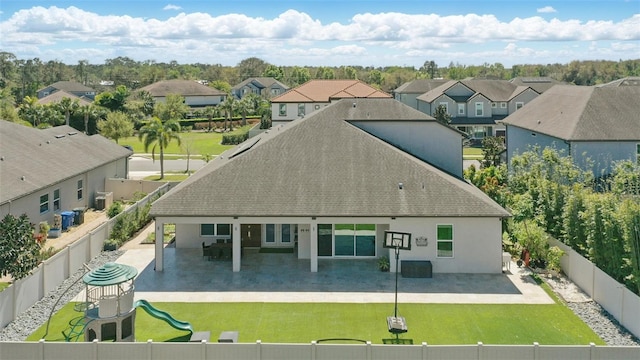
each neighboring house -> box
[37,81,97,101]
[393,79,449,109]
[150,98,509,274]
[509,77,564,94]
[232,77,289,99]
[416,80,541,139]
[37,90,93,106]
[502,84,640,177]
[0,121,132,227]
[270,80,391,125]
[138,80,227,108]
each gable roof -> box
[139,80,226,97]
[598,77,640,87]
[502,85,640,141]
[0,121,132,204]
[417,80,537,103]
[272,80,391,103]
[393,79,449,94]
[37,90,93,106]
[38,81,95,93]
[232,77,289,91]
[510,77,563,93]
[151,98,508,218]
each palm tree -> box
[219,96,237,132]
[78,104,99,134]
[238,94,258,126]
[202,105,219,132]
[57,97,80,126]
[138,117,181,179]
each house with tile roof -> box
[270,80,392,125]
[37,81,97,101]
[393,79,449,109]
[138,80,227,108]
[416,80,540,140]
[502,84,640,176]
[232,77,289,99]
[0,121,132,226]
[150,98,509,274]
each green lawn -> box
[30,301,604,345]
[0,282,9,292]
[119,126,253,156]
[142,173,192,182]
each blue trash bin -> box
[60,211,75,231]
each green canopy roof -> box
[82,262,138,286]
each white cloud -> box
[163,4,182,11]
[1,6,638,66]
[537,6,557,13]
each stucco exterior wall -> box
[394,93,421,109]
[572,141,638,176]
[350,120,463,177]
[509,89,539,113]
[506,126,569,164]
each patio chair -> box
[209,245,221,260]
[202,242,211,260]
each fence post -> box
[311,340,317,360]
[421,342,429,360]
[477,341,483,360]
[39,339,45,360]
[589,342,595,360]
[533,342,539,360]
[147,339,153,360]
[366,341,372,360]
[93,338,99,360]
[256,340,262,360]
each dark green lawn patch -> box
[259,248,294,254]
[29,302,604,345]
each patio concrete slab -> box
[95,247,554,305]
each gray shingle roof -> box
[417,80,537,103]
[232,77,289,91]
[37,90,92,106]
[38,81,95,93]
[0,121,132,204]
[139,80,226,97]
[151,99,509,218]
[393,79,449,94]
[502,85,640,141]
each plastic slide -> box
[134,299,194,333]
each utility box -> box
[95,192,113,211]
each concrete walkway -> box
[93,221,555,305]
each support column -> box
[154,220,164,271]
[232,220,241,272]
[310,221,318,272]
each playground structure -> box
[62,262,193,342]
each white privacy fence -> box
[0,184,168,329]
[548,238,640,339]
[0,340,638,360]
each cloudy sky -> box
[1,0,638,68]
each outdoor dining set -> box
[202,240,233,261]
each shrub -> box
[221,132,249,145]
[103,238,119,251]
[107,202,123,218]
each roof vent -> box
[352,102,357,108]
[398,182,404,190]
[46,140,50,144]
[68,132,78,136]
[21,176,26,181]
[55,134,65,139]
[0,156,4,161]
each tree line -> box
[1,51,639,103]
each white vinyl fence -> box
[0,340,638,360]
[0,184,168,329]
[549,238,640,339]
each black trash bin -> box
[73,207,86,225]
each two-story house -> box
[231,77,289,99]
[416,80,540,139]
[37,81,97,101]
[393,79,449,109]
[270,80,391,126]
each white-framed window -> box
[53,189,60,211]
[279,104,286,116]
[491,102,497,108]
[298,103,305,116]
[271,88,279,95]
[436,224,453,258]
[439,102,449,114]
[500,102,507,108]
[200,224,232,237]
[39,194,49,214]
[457,103,465,115]
[516,102,524,110]
[77,180,83,200]
[475,102,484,116]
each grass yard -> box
[30,301,604,345]
[142,173,192,182]
[463,146,484,160]
[119,126,253,156]
[0,282,9,292]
